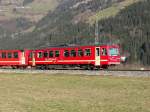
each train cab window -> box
[37,52,43,58]
[49,51,53,58]
[14,52,18,58]
[85,49,91,56]
[102,48,107,56]
[78,49,84,57]
[8,52,12,58]
[55,50,60,57]
[109,48,119,56]
[44,51,48,58]
[2,52,6,58]
[71,50,76,57]
[64,50,69,57]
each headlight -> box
[121,56,126,62]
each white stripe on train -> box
[29,60,108,63]
[0,60,108,63]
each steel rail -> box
[0,68,150,77]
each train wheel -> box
[102,65,108,69]
[84,65,92,70]
[95,66,100,70]
[89,65,95,70]
[22,66,27,69]
[11,66,16,69]
[19,66,27,70]
[40,65,46,70]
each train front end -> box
[108,45,121,65]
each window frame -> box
[29,52,32,58]
[109,48,119,56]
[8,52,12,58]
[70,49,76,57]
[49,51,54,58]
[55,50,60,57]
[44,51,48,58]
[78,49,84,57]
[2,52,6,58]
[37,52,43,58]
[85,48,91,56]
[14,52,19,58]
[101,48,107,56]
[64,50,70,57]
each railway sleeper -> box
[80,64,95,70]
[34,64,96,70]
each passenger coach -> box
[0,50,29,69]
[28,45,120,69]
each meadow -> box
[0,73,149,112]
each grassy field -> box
[0,73,150,112]
[27,0,60,13]
[0,0,60,23]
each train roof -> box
[37,44,119,49]
[0,44,119,51]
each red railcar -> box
[28,45,120,69]
[0,50,29,68]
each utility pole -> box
[95,20,99,45]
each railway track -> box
[0,68,150,77]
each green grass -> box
[0,73,150,112]
[89,0,142,24]
[27,0,60,13]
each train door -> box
[32,52,36,66]
[95,47,101,66]
[21,50,26,65]
[29,51,36,66]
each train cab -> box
[107,45,120,65]
[95,45,120,68]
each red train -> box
[0,45,121,70]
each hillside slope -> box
[26,0,141,46]
[0,0,61,32]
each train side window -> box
[2,52,6,58]
[78,49,84,57]
[44,51,48,58]
[37,52,43,58]
[85,49,91,56]
[102,48,107,56]
[29,52,32,58]
[71,50,76,57]
[64,50,69,57]
[14,52,18,58]
[55,50,60,57]
[8,52,12,58]
[49,51,53,58]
